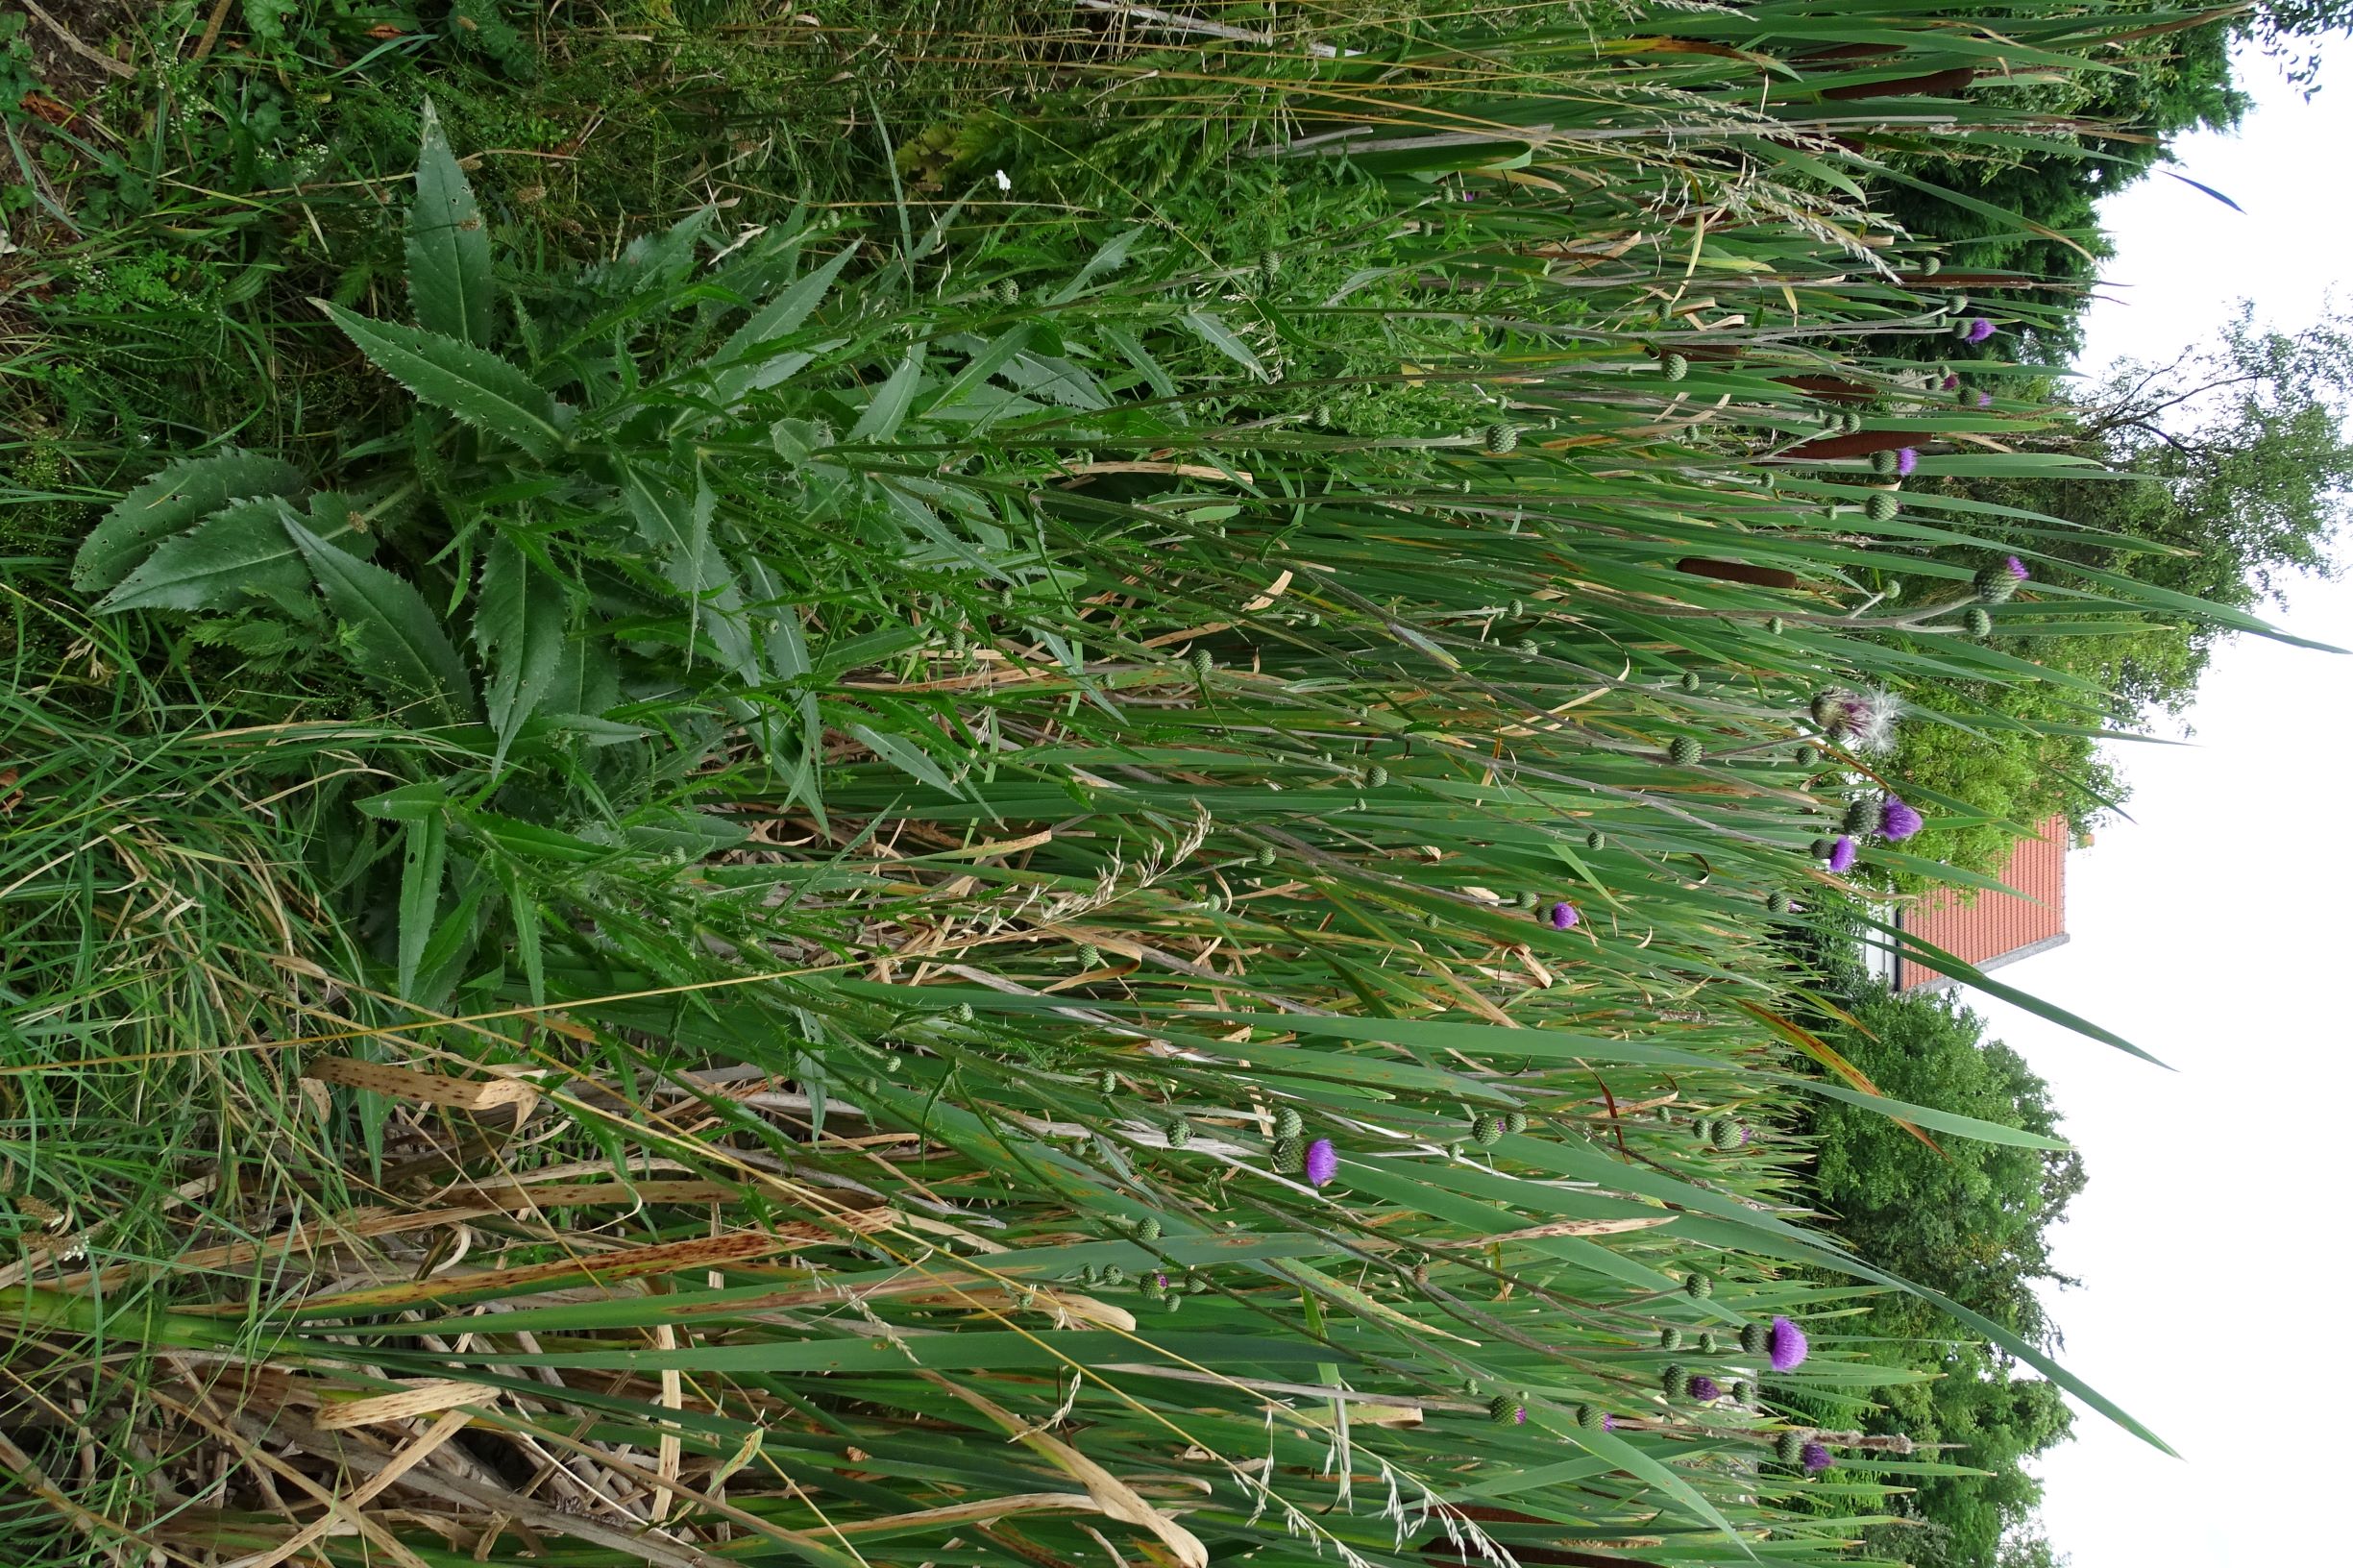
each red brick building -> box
[1893,815,2071,992]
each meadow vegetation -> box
[0,6,2340,1567]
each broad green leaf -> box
[315,302,567,459]
[283,517,478,724]
[404,98,495,348]
[396,812,446,1001]
[1181,309,1269,380]
[703,242,857,405]
[846,346,925,444]
[97,498,318,619]
[475,536,570,770]
[72,450,306,593]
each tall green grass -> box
[0,6,2290,1565]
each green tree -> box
[1802,979,2085,1568]
[1886,304,2352,879]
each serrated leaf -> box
[73,450,306,593]
[283,517,478,724]
[1180,309,1268,380]
[475,536,570,772]
[619,468,761,684]
[97,498,318,618]
[405,99,495,348]
[848,722,965,799]
[316,302,567,458]
[702,243,856,406]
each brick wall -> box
[1894,815,2070,991]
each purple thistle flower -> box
[1602,1414,1617,1432]
[1826,836,1858,874]
[1802,1441,1833,1474]
[1304,1138,1338,1188]
[1940,374,1959,390]
[1550,900,1580,931]
[1895,447,1918,477]
[1877,796,1924,843]
[2004,555,2029,581]
[1767,1315,1809,1372]
[1689,1376,1722,1402]
[1965,317,1996,344]
[1155,1272,1170,1289]
[1976,391,1994,408]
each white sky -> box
[1952,46,2353,1568]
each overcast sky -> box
[1954,46,2353,1568]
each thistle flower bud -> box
[1685,1272,1713,1300]
[1660,1326,1685,1351]
[1102,1265,1126,1286]
[1668,737,1702,766]
[1472,1115,1506,1147]
[1098,1067,1118,1094]
[1809,691,1843,729]
[1700,1331,1720,1356]
[1866,492,1899,523]
[1367,765,1390,788]
[1769,616,1787,635]
[1695,1116,1719,1143]
[1802,1441,1833,1474]
[1164,1117,1192,1148]
[1274,1106,1305,1139]
[1766,892,1792,916]
[1585,828,1605,851]
[1504,1110,1530,1135]
[1257,844,1279,867]
[1965,606,1993,638]
[1843,797,1877,836]
[1662,1363,1692,1398]
[1730,1380,1750,1403]
[1689,1375,1723,1402]
[1742,1322,1772,1357]
[1259,250,1282,291]
[1870,449,1900,477]
[1680,670,1703,694]
[1945,294,1969,315]
[1974,556,2029,602]
[1189,1273,1211,1294]
[1135,1216,1162,1241]
[1271,1136,1303,1174]
[1489,1394,1527,1425]
[1794,745,1821,768]
[1777,1430,1808,1465]
[1841,410,1866,434]
[1483,423,1520,454]
[1078,943,1103,969]
[949,1002,974,1023]
[998,279,1021,305]
[1811,837,1836,860]
[1190,648,1214,677]
[1313,404,1334,428]
[1712,1119,1745,1151]
[1576,1402,1606,1430]
[1923,256,1943,276]
[1661,353,1689,381]
[1509,599,1526,619]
